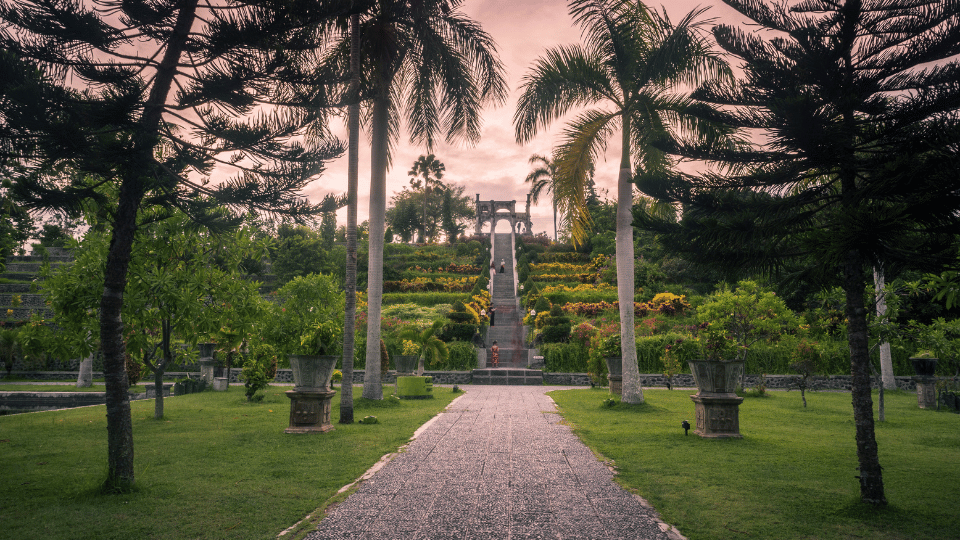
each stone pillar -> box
[76,356,93,388]
[477,347,487,368]
[609,375,623,396]
[913,376,938,409]
[199,359,215,384]
[285,389,336,433]
[691,393,744,438]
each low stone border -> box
[0,370,937,391]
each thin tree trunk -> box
[362,91,389,400]
[873,266,896,390]
[844,249,886,504]
[100,184,138,489]
[617,116,642,404]
[99,0,199,488]
[340,12,360,423]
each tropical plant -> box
[398,320,449,376]
[635,0,960,505]
[409,154,446,243]
[524,154,560,241]
[0,0,353,488]
[514,0,733,403]
[314,0,506,400]
[266,274,345,359]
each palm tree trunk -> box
[362,90,389,400]
[340,11,360,423]
[873,266,896,390]
[617,117,643,404]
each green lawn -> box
[0,385,457,540]
[549,388,960,540]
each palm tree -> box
[347,0,507,399]
[408,154,446,243]
[398,320,449,376]
[514,0,732,404]
[524,154,559,241]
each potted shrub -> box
[394,339,420,376]
[687,323,744,395]
[289,320,342,391]
[395,321,448,399]
[686,323,745,438]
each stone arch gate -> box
[474,194,534,237]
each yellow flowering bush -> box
[648,292,691,316]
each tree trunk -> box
[617,116,642,404]
[844,249,886,504]
[99,183,139,489]
[873,267,896,390]
[362,90,389,400]
[98,0,199,489]
[340,12,360,423]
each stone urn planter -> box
[289,354,338,391]
[910,357,938,377]
[285,355,338,434]
[198,342,216,359]
[394,355,419,376]
[687,360,745,438]
[604,357,622,396]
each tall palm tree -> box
[514,0,732,404]
[346,0,506,399]
[408,154,446,243]
[524,154,559,241]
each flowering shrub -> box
[529,262,592,274]
[563,301,649,317]
[529,273,592,283]
[406,263,481,274]
[541,283,615,295]
[648,292,691,316]
[383,276,477,293]
[402,339,420,355]
[570,322,598,346]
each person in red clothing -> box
[491,341,500,367]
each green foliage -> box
[240,356,272,402]
[541,342,589,372]
[397,320,450,376]
[697,281,800,362]
[266,273,344,357]
[383,292,470,307]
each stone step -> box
[0,283,34,294]
[0,293,46,308]
[471,368,543,385]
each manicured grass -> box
[549,388,960,540]
[0,385,458,540]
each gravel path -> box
[303,385,684,540]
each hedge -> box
[540,342,589,373]
[382,292,471,306]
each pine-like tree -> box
[637,0,960,505]
[0,0,356,489]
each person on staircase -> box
[499,259,505,273]
[489,307,496,327]
[491,341,500,368]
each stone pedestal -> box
[691,393,744,438]
[913,376,938,409]
[285,389,336,433]
[212,377,228,391]
[477,347,487,368]
[608,375,623,396]
[76,357,93,388]
[199,359,215,384]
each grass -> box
[0,384,458,540]
[550,388,960,540]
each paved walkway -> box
[303,386,683,540]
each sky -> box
[308,0,747,237]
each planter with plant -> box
[394,339,420,376]
[687,323,745,438]
[395,321,448,399]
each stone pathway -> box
[303,386,683,540]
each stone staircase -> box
[483,233,530,373]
